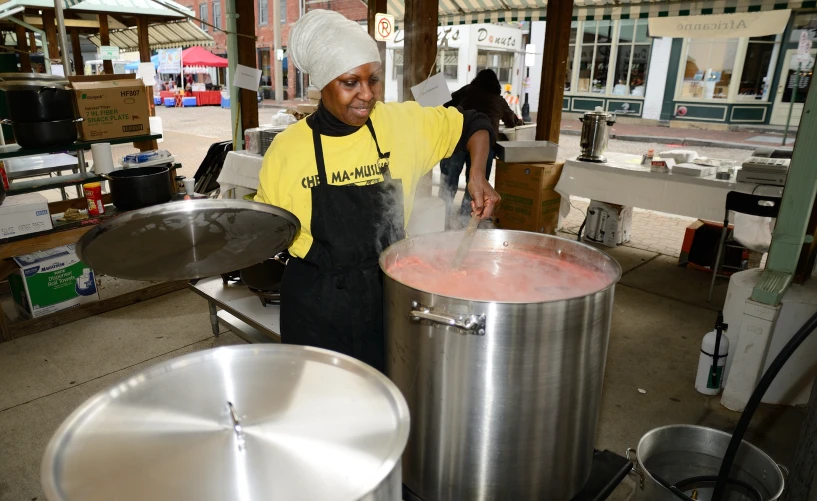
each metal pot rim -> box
[107,166,171,179]
[41,344,411,501]
[635,424,784,498]
[379,229,622,304]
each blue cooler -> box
[163,97,175,107]
[154,97,162,105]
[182,96,197,107]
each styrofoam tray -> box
[495,141,559,163]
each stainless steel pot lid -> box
[76,200,300,281]
[42,345,411,501]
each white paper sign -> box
[52,64,65,76]
[374,13,395,41]
[797,32,812,63]
[100,45,119,60]
[525,43,535,67]
[233,64,263,92]
[410,72,451,108]
[137,62,157,85]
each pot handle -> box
[0,119,10,126]
[73,117,84,123]
[409,301,486,335]
[626,448,646,490]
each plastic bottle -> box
[695,316,730,395]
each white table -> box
[555,152,781,223]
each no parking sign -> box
[374,13,396,41]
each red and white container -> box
[83,182,104,216]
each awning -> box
[380,0,810,25]
[181,46,228,67]
[87,20,214,50]
[649,10,792,38]
[0,0,192,19]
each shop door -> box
[770,48,816,125]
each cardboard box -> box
[679,219,759,273]
[70,78,150,141]
[296,103,318,114]
[9,244,99,319]
[0,193,53,238]
[494,160,564,234]
[583,200,632,247]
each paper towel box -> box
[9,244,99,319]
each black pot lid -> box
[76,200,300,281]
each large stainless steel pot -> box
[380,230,621,500]
[41,345,410,501]
[629,425,785,501]
[578,107,616,163]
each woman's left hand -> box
[469,177,501,219]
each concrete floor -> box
[0,248,805,500]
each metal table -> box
[4,153,78,180]
[188,276,281,344]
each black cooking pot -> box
[2,118,81,149]
[240,252,289,291]
[103,166,174,211]
[0,81,74,122]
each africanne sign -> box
[648,9,790,39]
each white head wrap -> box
[288,9,381,90]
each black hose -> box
[710,308,817,500]
[577,214,587,242]
[674,475,763,501]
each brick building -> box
[176,0,367,99]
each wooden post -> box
[99,15,113,74]
[402,0,437,196]
[401,0,437,101]
[236,0,259,133]
[42,10,60,66]
[135,16,158,151]
[70,29,84,75]
[367,0,387,82]
[16,25,32,72]
[535,0,573,143]
[28,32,37,54]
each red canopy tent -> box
[181,46,229,68]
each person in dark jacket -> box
[439,69,523,228]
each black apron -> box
[280,118,404,373]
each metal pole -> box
[272,0,283,102]
[53,0,72,75]
[225,0,241,149]
[783,62,802,146]
[299,0,304,99]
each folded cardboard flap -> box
[68,74,137,83]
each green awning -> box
[378,0,811,25]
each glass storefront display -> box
[258,48,271,86]
[679,38,738,99]
[564,19,651,97]
[476,50,515,84]
[738,35,780,101]
[392,50,458,81]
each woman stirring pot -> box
[255,10,500,372]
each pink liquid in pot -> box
[385,248,612,302]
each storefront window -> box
[613,19,650,96]
[577,20,613,94]
[393,50,403,80]
[790,11,817,42]
[737,35,780,101]
[258,48,271,86]
[565,21,577,91]
[679,38,738,100]
[476,51,514,84]
[437,50,458,80]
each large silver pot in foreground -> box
[380,230,621,500]
[42,345,410,501]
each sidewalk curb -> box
[560,128,762,150]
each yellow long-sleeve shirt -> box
[255,101,464,258]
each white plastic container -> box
[696,329,730,395]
